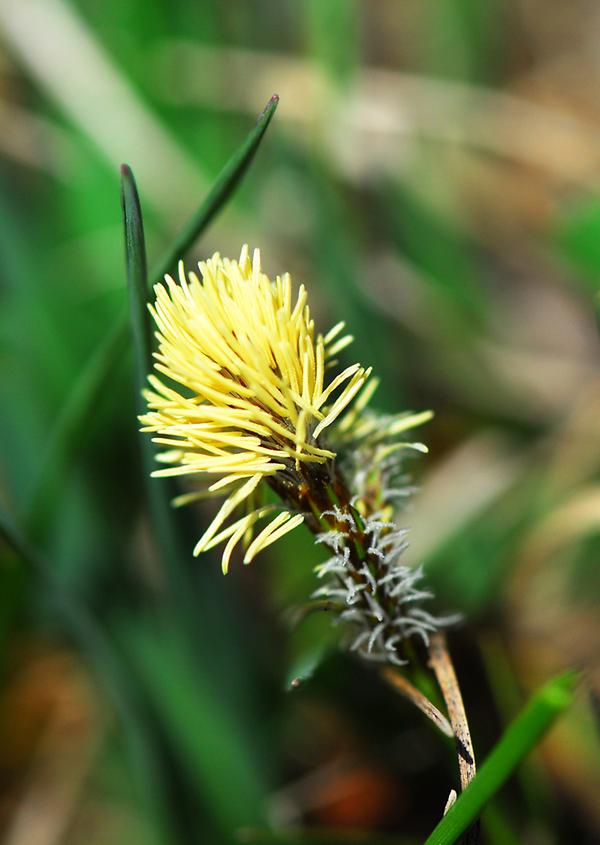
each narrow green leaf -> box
[26,95,279,537]
[422,670,578,845]
[116,181,274,826]
[120,163,197,620]
[152,93,279,285]
[119,168,275,806]
[121,164,151,382]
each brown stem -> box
[429,632,480,843]
[381,666,453,738]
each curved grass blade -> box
[422,670,578,845]
[121,164,151,376]
[152,93,279,285]
[120,164,196,617]
[26,94,279,537]
[120,173,273,829]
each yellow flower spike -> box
[140,245,372,570]
[192,474,262,556]
[243,513,305,565]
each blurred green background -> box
[1,1,599,843]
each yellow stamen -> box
[140,246,372,569]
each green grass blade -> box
[25,95,279,537]
[120,168,274,799]
[120,163,198,617]
[121,163,151,377]
[422,671,578,845]
[116,174,273,828]
[152,93,279,285]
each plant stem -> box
[429,632,480,844]
[381,666,453,738]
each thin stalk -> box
[429,632,480,844]
[429,633,476,790]
[381,666,453,737]
[422,670,578,845]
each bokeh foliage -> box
[0,1,599,843]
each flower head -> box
[140,244,456,665]
[140,245,371,571]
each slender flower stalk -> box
[140,245,456,666]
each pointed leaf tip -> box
[151,95,280,286]
[29,100,280,536]
[120,164,151,385]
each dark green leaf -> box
[120,163,197,620]
[121,164,151,382]
[152,94,279,284]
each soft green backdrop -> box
[0,1,599,843]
